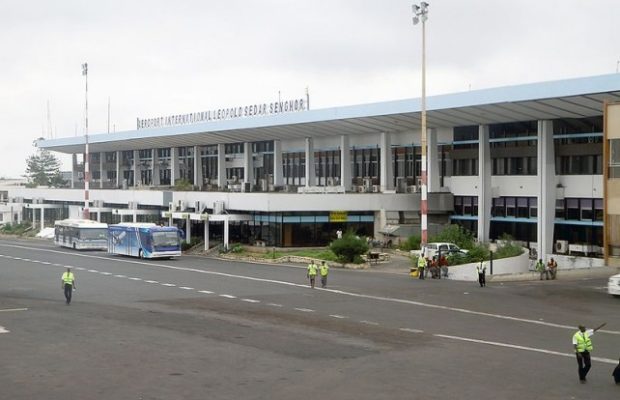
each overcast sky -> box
[1,0,619,177]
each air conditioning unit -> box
[168,201,175,212]
[407,185,418,193]
[363,178,372,189]
[555,240,568,254]
[242,182,252,192]
[92,200,104,208]
[326,177,335,186]
[357,185,366,193]
[213,200,225,215]
[194,201,204,213]
[177,200,186,211]
[372,185,380,193]
[128,201,139,210]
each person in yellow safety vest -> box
[573,322,606,383]
[61,267,76,305]
[417,256,427,280]
[319,261,329,288]
[307,260,318,289]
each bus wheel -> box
[138,249,144,259]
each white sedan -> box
[609,273,620,296]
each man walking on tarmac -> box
[307,260,318,289]
[573,322,607,383]
[477,260,486,287]
[319,261,329,288]
[61,267,76,305]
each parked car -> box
[608,273,620,297]
[410,242,468,259]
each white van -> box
[609,273,620,297]
[410,242,468,259]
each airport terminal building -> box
[7,74,620,262]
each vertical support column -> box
[168,214,173,227]
[133,150,140,188]
[171,147,179,186]
[217,144,226,190]
[32,207,36,229]
[96,210,101,222]
[194,146,203,190]
[273,140,283,188]
[152,149,160,186]
[116,151,121,188]
[537,120,556,261]
[477,125,492,242]
[305,138,315,187]
[186,215,191,243]
[99,153,104,189]
[204,220,209,250]
[71,154,77,189]
[340,135,351,191]
[132,211,137,223]
[223,218,229,250]
[243,142,253,187]
[427,128,440,192]
[380,132,393,191]
[40,208,44,231]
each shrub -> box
[494,234,524,259]
[399,235,421,251]
[429,224,476,250]
[0,223,32,236]
[330,231,369,264]
[229,243,244,254]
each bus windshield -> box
[152,231,180,247]
[79,228,108,240]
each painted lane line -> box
[74,267,85,270]
[53,264,63,266]
[0,326,10,334]
[99,272,112,276]
[144,280,159,284]
[267,303,283,307]
[400,328,424,334]
[0,308,28,312]
[241,298,260,303]
[88,269,99,273]
[434,334,618,365]
[128,277,142,281]
[13,257,22,260]
[40,262,52,265]
[5,243,620,336]
[114,274,127,278]
[198,290,214,294]
[294,308,315,313]
[329,314,348,319]
[161,283,176,287]
[360,320,379,326]
[179,286,194,290]
[220,294,237,299]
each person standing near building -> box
[307,260,318,289]
[476,260,486,287]
[536,259,548,280]
[573,322,607,383]
[61,267,76,305]
[547,257,558,280]
[417,256,427,280]
[319,261,329,288]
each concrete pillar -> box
[32,207,36,229]
[171,147,179,185]
[305,138,315,187]
[204,220,209,250]
[116,151,121,188]
[340,135,351,191]
[477,125,492,242]
[99,153,104,189]
[224,218,229,250]
[168,214,173,227]
[217,144,226,189]
[243,142,253,187]
[186,215,191,243]
[40,208,44,231]
[133,150,140,188]
[133,211,137,223]
[96,210,101,222]
[427,128,440,192]
[273,140,283,187]
[379,132,393,191]
[71,154,77,189]
[537,120,556,261]
[194,146,203,190]
[152,149,160,186]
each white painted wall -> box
[558,175,603,198]
[446,250,529,281]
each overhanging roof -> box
[37,73,620,154]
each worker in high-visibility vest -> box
[307,261,318,289]
[417,256,427,280]
[319,261,329,288]
[61,267,76,305]
[573,323,606,383]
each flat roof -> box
[37,73,620,154]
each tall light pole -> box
[412,2,429,245]
[82,62,90,220]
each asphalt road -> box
[1,238,619,400]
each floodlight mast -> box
[82,62,90,220]
[412,2,429,245]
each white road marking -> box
[3,244,620,337]
[329,314,348,319]
[114,274,127,278]
[88,269,99,273]
[128,277,142,281]
[179,286,194,290]
[434,334,618,365]
[13,257,22,260]
[0,326,9,334]
[360,320,379,326]
[267,303,283,307]
[220,294,237,299]
[241,298,260,303]
[0,308,28,312]
[99,272,111,275]
[400,328,424,334]
[294,308,315,313]
[74,267,85,270]
[145,280,159,284]
[198,290,214,294]
[161,283,176,287]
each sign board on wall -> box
[329,211,348,222]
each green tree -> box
[329,231,369,263]
[24,149,65,187]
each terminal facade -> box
[7,74,620,261]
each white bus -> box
[107,223,182,259]
[54,219,109,250]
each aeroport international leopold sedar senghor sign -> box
[136,97,309,130]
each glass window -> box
[555,199,565,219]
[505,197,516,217]
[580,198,593,220]
[566,198,579,220]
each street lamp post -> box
[412,2,429,245]
[82,62,90,220]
